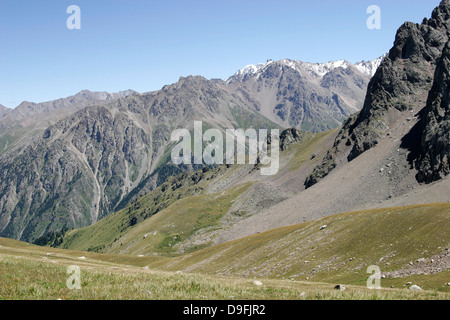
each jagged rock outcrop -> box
[280,128,304,151]
[305,0,450,188]
[304,151,336,189]
[347,1,450,161]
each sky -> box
[0,0,442,108]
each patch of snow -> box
[355,53,388,77]
[253,280,263,286]
[227,54,388,83]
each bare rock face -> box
[0,90,139,155]
[415,41,450,183]
[280,128,304,151]
[304,151,336,189]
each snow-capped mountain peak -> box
[231,60,275,78]
[227,54,387,83]
[354,53,388,77]
[293,59,351,77]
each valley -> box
[0,0,449,302]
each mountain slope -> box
[225,57,382,132]
[53,197,450,292]
[225,56,385,132]
[414,40,450,182]
[0,76,279,242]
[2,236,447,300]
[0,90,138,155]
[155,203,450,292]
[49,165,247,253]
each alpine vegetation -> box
[171,121,280,175]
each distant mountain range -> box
[10,90,136,118]
[228,55,386,81]
[0,76,278,241]
[225,56,386,132]
[1,55,385,132]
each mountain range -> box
[0,54,384,242]
[1,0,449,276]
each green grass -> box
[51,164,450,295]
[100,183,252,256]
[52,200,450,295]
[1,237,447,300]
[288,128,338,172]
[146,203,450,292]
[1,203,449,300]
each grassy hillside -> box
[1,237,447,300]
[146,203,450,292]
[53,200,450,293]
[103,183,252,256]
[56,128,337,256]
[287,128,338,172]
[57,164,251,255]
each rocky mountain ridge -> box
[0,90,140,155]
[227,55,385,82]
[415,40,450,182]
[354,54,388,77]
[306,0,450,187]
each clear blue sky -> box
[0,0,442,108]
